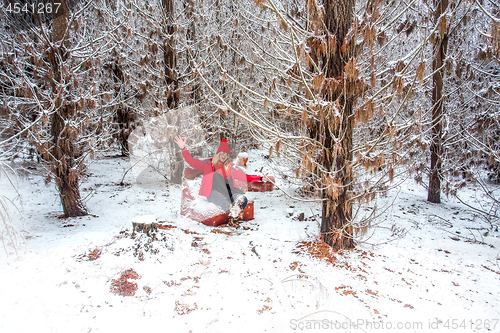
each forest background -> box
[1,0,499,250]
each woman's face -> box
[219,152,229,163]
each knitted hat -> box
[216,139,231,155]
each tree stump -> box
[132,215,158,238]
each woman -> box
[174,135,272,227]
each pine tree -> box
[0,0,118,217]
[311,0,356,249]
[191,0,432,249]
[47,0,88,216]
[428,0,449,204]
[162,0,184,184]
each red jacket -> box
[182,149,261,198]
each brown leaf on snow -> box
[76,247,103,262]
[342,290,357,297]
[290,261,305,273]
[257,305,272,314]
[294,240,336,265]
[182,229,200,235]
[110,269,141,297]
[143,285,153,295]
[211,228,232,236]
[335,285,357,297]
[120,269,141,280]
[110,279,137,297]
[175,301,198,315]
[87,248,102,261]
[357,250,376,259]
[157,222,176,230]
[335,285,350,291]
[401,277,412,286]
[164,280,181,287]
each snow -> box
[238,152,249,158]
[131,215,158,224]
[0,151,499,333]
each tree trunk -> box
[132,222,158,239]
[111,57,136,156]
[323,0,354,78]
[428,0,448,204]
[319,99,355,250]
[318,0,356,250]
[49,0,87,217]
[169,111,184,184]
[115,106,136,157]
[184,0,201,104]
[162,0,184,184]
[163,0,179,110]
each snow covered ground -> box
[0,151,499,333]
